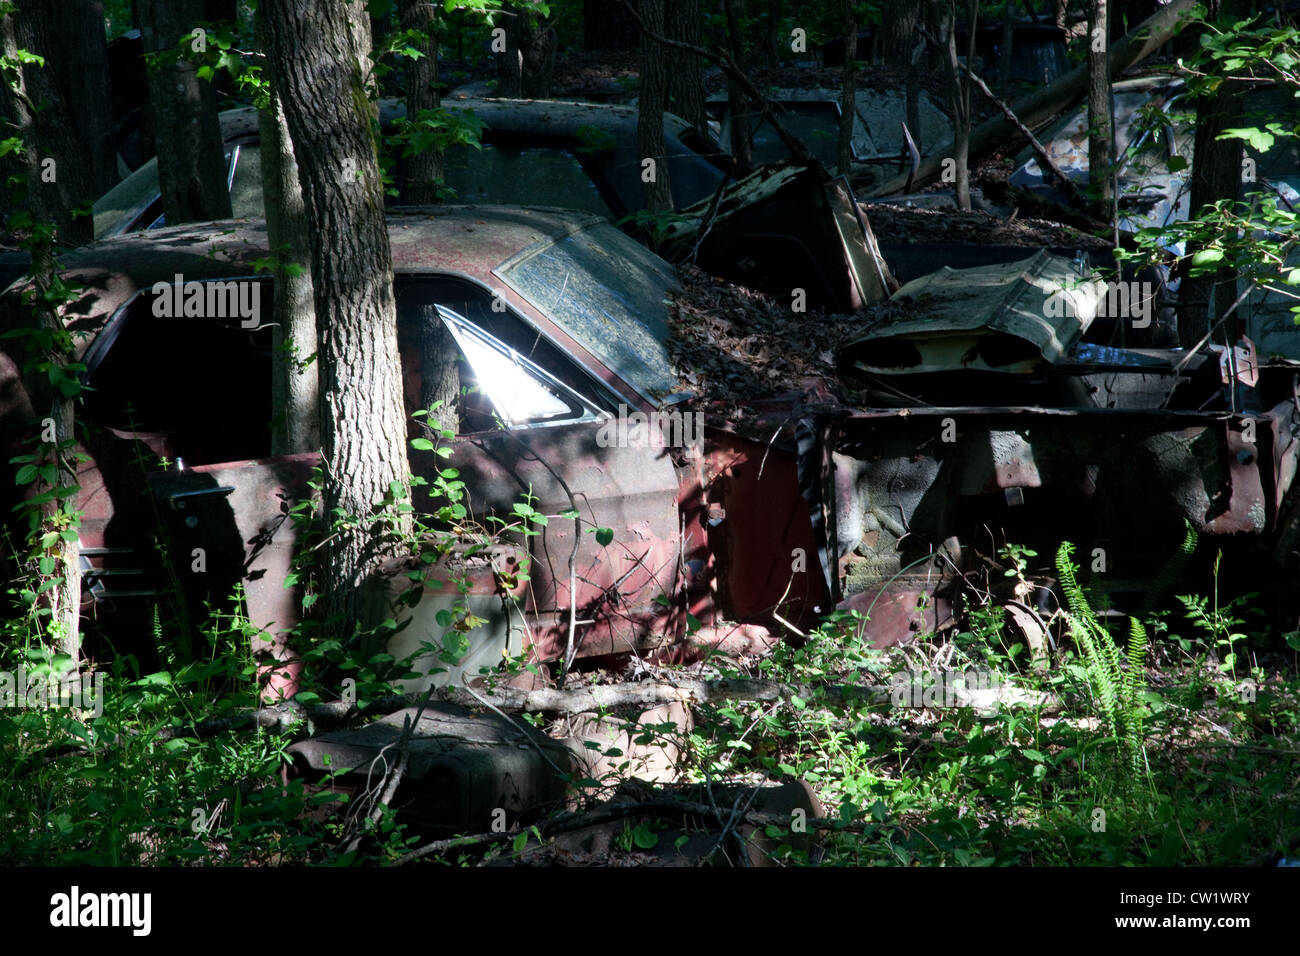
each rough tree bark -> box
[496,2,523,97]
[639,0,674,212]
[254,5,317,459]
[838,0,856,176]
[346,0,378,111]
[519,9,556,98]
[665,0,708,136]
[262,0,414,642]
[50,1,117,197]
[1,1,100,244]
[397,0,442,204]
[419,306,460,438]
[0,2,85,659]
[883,1,922,66]
[1179,0,1250,350]
[1087,0,1114,216]
[138,0,233,225]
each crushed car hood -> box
[839,250,1104,375]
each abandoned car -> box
[4,204,1299,697]
[0,208,832,692]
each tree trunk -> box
[1053,0,1067,29]
[519,11,557,98]
[907,8,924,154]
[764,0,780,67]
[1087,0,1113,216]
[0,3,84,660]
[723,0,751,171]
[665,0,708,135]
[346,0,378,112]
[418,305,460,437]
[931,0,972,210]
[255,6,318,458]
[998,0,1015,93]
[398,0,443,204]
[263,0,414,642]
[883,1,921,67]
[867,0,1199,197]
[838,0,856,176]
[138,0,233,225]
[51,1,117,197]
[1179,0,1249,350]
[639,0,674,212]
[0,1,101,245]
[496,3,525,98]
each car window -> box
[441,142,610,217]
[497,221,682,403]
[440,305,590,426]
[394,276,610,437]
[81,278,273,465]
[97,146,244,237]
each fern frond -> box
[1143,519,1197,614]
[1057,541,1152,774]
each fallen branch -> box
[958,61,1084,207]
[156,676,1063,740]
[390,794,884,866]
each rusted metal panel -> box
[147,454,317,697]
[839,585,956,649]
[825,402,1300,645]
[702,429,830,628]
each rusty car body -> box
[4,208,1298,688]
[0,208,829,691]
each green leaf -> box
[1219,126,1274,152]
[632,823,659,849]
[595,527,614,547]
[1191,248,1224,266]
[411,437,435,451]
[1166,155,1189,173]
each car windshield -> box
[497,221,682,403]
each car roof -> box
[6,205,682,406]
[92,97,721,240]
